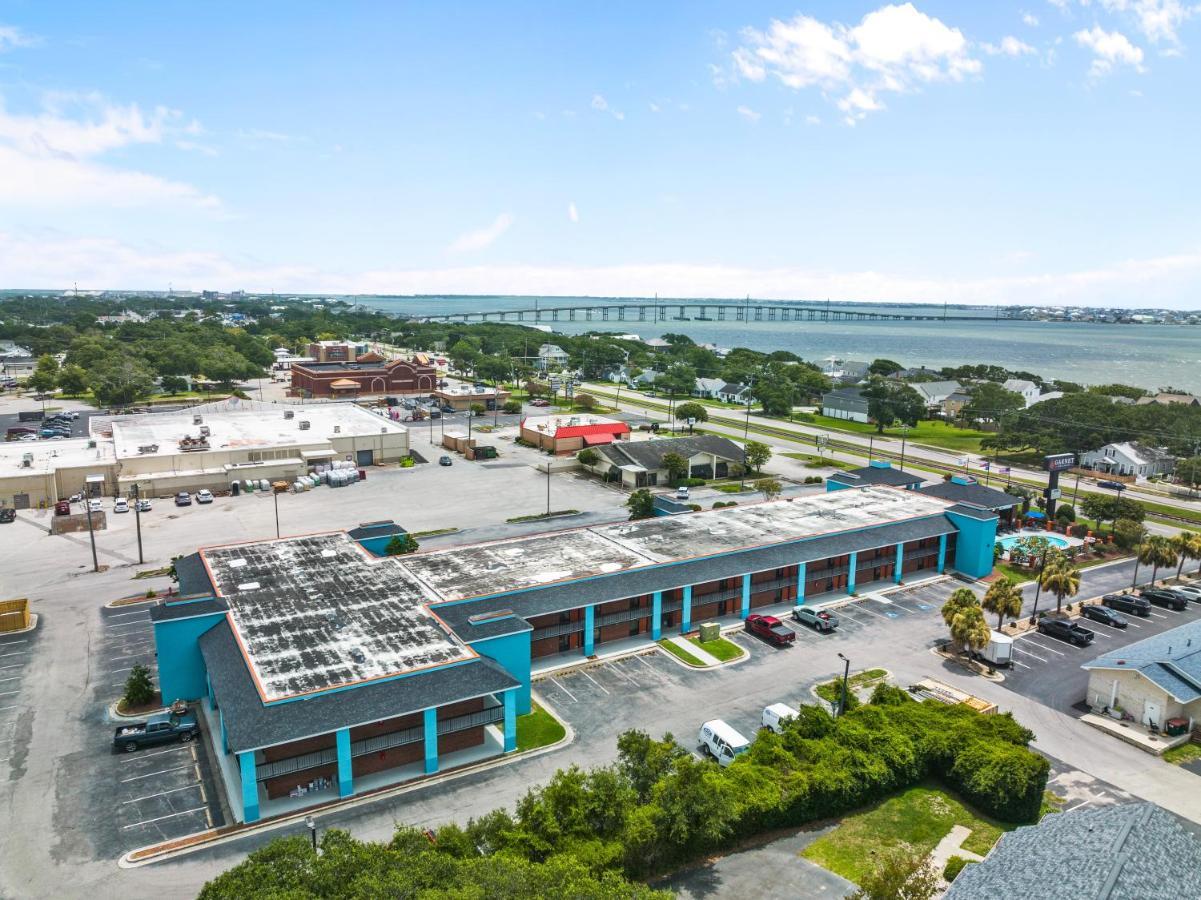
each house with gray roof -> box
[589,434,745,488]
[1079,441,1176,479]
[826,460,923,492]
[821,387,869,423]
[910,380,962,409]
[1082,618,1201,732]
[947,802,1201,900]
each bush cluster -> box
[803,475,824,484]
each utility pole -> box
[837,652,851,717]
[545,459,551,516]
[273,488,281,539]
[132,482,144,565]
[899,424,910,473]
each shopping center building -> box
[149,485,999,822]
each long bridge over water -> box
[420,301,1005,326]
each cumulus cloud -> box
[1096,0,1195,44]
[736,105,761,122]
[568,201,579,223]
[982,36,1037,55]
[729,3,980,123]
[590,94,624,120]
[447,213,513,254]
[0,24,37,51]
[1074,25,1146,76]
[1022,12,1041,26]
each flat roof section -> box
[202,533,473,702]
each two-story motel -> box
[149,485,998,822]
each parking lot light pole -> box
[84,473,104,573]
[132,482,144,565]
[899,424,910,473]
[837,652,851,718]
[305,815,318,853]
[273,489,281,539]
[546,459,551,516]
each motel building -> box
[150,485,998,823]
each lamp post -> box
[1029,547,1049,623]
[84,473,104,573]
[305,814,318,853]
[740,396,752,490]
[899,424,910,472]
[836,652,851,717]
[545,459,551,516]
[273,488,281,539]
[132,482,144,565]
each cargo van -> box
[761,703,795,734]
[698,719,750,766]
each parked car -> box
[135,498,152,512]
[792,606,839,632]
[1102,593,1151,616]
[697,719,750,767]
[744,613,796,646]
[439,456,453,466]
[441,405,455,413]
[195,489,214,504]
[87,498,102,513]
[428,409,441,419]
[1081,605,1128,628]
[1162,586,1201,604]
[1140,588,1187,611]
[174,491,192,506]
[675,486,690,500]
[53,499,71,516]
[1036,617,1095,646]
[1169,584,1201,603]
[0,508,15,524]
[530,398,550,407]
[112,711,199,753]
[1097,480,1125,490]
[112,497,129,513]
[761,703,795,734]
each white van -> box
[698,719,750,766]
[761,703,795,734]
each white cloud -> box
[805,114,822,125]
[648,101,661,113]
[0,92,173,157]
[729,4,980,122]
[568,202,579,223]
[982,36,1037,55]
[175,139,218,156]
[0,24,37,51]
[736,105,761,123]
[589,94,623,119]
[447,213,513,254]
[1074,25,1146,76]
[1096,0,1195,44]
[237,128,299,143]
[7,231,1200,309]
[1022,12,1041,26]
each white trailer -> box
[981,630,1013,668]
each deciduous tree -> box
[626,489,654,520]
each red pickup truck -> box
[745,614,796,646]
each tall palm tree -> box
[1170,531,1201,580]
[1040,561,1081,614]
[941,587,979,628]
[950,606,991,656]
[1130,533,1153,590]
[1191,532,1201,576]
[1144,535,1177,585]
[981,579,1023,630]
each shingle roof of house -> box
[718,382,748,396]
[822,387,866,404]
[946,802,1201,900]
[911,381,962,403]
[596,435,745,471]
[919,480,1023,510]
[827,465,924,488]
[1082,618,1201,703]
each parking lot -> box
[0,628,36,780]
[1002,591,1201,713]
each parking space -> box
[1002,597,1201,713]
[0,630,36,775]
[98,606,157,702]
[534,650,682,708]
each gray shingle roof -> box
[199,618,519,753]
[827,466,924,488]
[149,596,228,623]
[919,480,1023,510]
[597,434,745,470]
[946,802,1201,900]
[174,552,215,597]
[1082,618,1201,703]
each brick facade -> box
[290,357,437,398]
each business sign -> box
[1044,487,1061,500]
[1044,453,1076,472]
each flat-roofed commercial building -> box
[151,485,999,822]
[290,355,437,398]
[519,413,631,454]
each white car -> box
[195,489,214,504]
[1172,584,1201,601]
[87,498,102,513]
[136,499,152,512]
[113,498,130,513]
[675,486,690,500]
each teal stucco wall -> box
[152,607,227,703]
[466,628,532,714]
[944,510,998,579]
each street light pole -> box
[132,482,144,565]
[546,460,551,516]
[273,489,280,539]
[899,424,910,472]
[740,397,752,490]
[305,815,318,854]
[84,473,103,573]
[1029,547,1048,623]
[836,652,851,717]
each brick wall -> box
[264,762,339,800]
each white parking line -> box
[849,603,892,621]
[106,610,150,620]
[1012,660,1031,669]
[119,763,194,783]
[121,805,208,830]
[0,675,20,682]
[0,690,18,697]
[607,663,640,688]
[1013,647,1049,663]
[580,670,611,695]
[105,622,151,632]
[0,705,17,712]
[1024,639,1067,656]
[0,651,28,659]
[0,663,24,671]
[634,654,660,673]
[126,744,193,760]
[0,641,27,648]
[122,783,203,805]
[1148,611,1168,619]
[549,677,578,703]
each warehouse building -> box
[519,413,631,454]
[0,398,409,508]
[150,485,999,823]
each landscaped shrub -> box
[944,739,1049,824]
[944,855,972,882]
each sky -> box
[0,1,1198,307]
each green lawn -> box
[811,416,990,453]
[782,452,855,470]
[802,784,1010,883]
[1163,742,1201,765]
[814,668,888,704]
[688,636,745,662]
[994,561,1032,586]
[714,483,750,494]
[515,702,566,752]
[658,639,706,667]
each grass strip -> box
[658,638,706,667]
[1163,742,1201,765]
[688,636,745,662]
[410,527,459,539]
[506,509,580,524]
[515,701,566,752]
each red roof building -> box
[519,414,631,454]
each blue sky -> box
[0,1,1198,306]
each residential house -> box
[911,381,962,411]
[940,390,972,419]
[716,382,752,404]
[893,366,942,380]
[946,802,1201,900]
[822,359,871,384]
[1002,378,1041,408]
[643,337,672,351]
[536,343,571,371]
[692,377,727,399]
[1079,441,1176,479]
[826,461,923,491]
[821,387,869,423]
[585,434,745,488]
[1137,392,1201,407]
[1082,619,1201,731]
[628,370,659,389]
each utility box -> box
[698,622,720,642]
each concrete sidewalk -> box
[667,635,721,666]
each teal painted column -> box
[503,690,517,752]
[797,562,806,604]
[937,534,947,573]
[238,752,259,822]
[740,574,751,619]
[336,728,353,797]
[583,604,595,656]
[894,543,904,584]
[423,708,438,774]
[847,552,858,594]
[651,591,662,640]
[680,585,692,634]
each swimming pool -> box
[996,533,1070,551]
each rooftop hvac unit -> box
[284,410,294,419]
[298,420,311,430]
[21,453,32,468]
[199,425,211,436]
[333,425,341,434]
[193,414,203,425]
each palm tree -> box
[1144,535,1177,585]
[940,587,979,628]
[1191,532,1201,576]
[981,579,1023,630]
[1040,561,1081,614]
[1130,533,1153,590]
[1170,531,1199,581]
[950,606,991,657]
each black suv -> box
[1140,588,1187,611]
[1102,593,1151,616]
[1081,605,1128,628]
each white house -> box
[1079,441,1176,479]
[1002,379,1042,408]
[911,381,962,410]
[692,377,727,399]
[716,382,752,404]
[537,343,570,371]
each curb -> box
[0,612,38,636]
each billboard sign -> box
[1044,453,1075,473]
